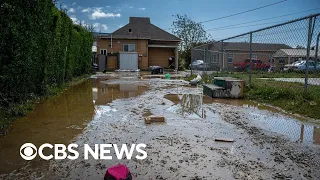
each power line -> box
[207,20,289,31]
[206,8,320,31]
[199,0,289,23]
[165,0,290,31]
[165,8,319,32]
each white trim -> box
[100,49,107,55]
[148,45,178,48]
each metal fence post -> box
[221,41,224,72]
[315,32,320,62]
[191,48,193,75]
[249,32,253,87]
[305,17,314,93]
[203,46,206,74]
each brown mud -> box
[0,72,319,180]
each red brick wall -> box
[96,38,149,70]
[97,38,179,70]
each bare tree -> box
[84,24,95,33]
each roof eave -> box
[150,39,181,42]
[148,44,179,48]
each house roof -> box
[101,17,181,41]
[273,49,320,57]
[206,42,291,51]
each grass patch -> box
[186,71,320,119]
[246,80,320,119]
[0,74,90,132]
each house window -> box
[227,54,234,63]
[100,49,107,55]
[101,88,108,94]
[279,58,285,64]
[268,55,273,63]
[123,44,136,52]
[252,54,258,60]
[208,52,218,63]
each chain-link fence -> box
[191,14,320,92]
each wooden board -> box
[144,116,165,124]
[214,138,234,142]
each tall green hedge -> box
[0,0,93,107]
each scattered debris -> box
[214,138,234,142]
[150,66,163,74]
[203,77,244,98]
[145,116,165,124]
[165,73,171,79]
[115,69,140,72]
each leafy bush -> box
[0,0,93,107]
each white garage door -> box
[119,52,138,70]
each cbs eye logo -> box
[20,143,37,160]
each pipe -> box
[111,34,113,48]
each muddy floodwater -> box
[1,72,320,180]
[164,94,320,145]
[0,73,147,175]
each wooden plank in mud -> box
[214,138,234,142]
[144,116,165,124]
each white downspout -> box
[111,34,113,48]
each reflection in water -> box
[165,94,206,118]
[91,78,148,119]
[91,78,148,106]
[0,80,95,174]
[165,94,320,145]
[258,117,319,145]
[0,77,148,175]
[314,127,320,144]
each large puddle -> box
[164,94,207,119]
[164,94,320,146]
[0,76,148,175]
[1,76,319,176]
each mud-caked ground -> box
[2,74,320,180]
[46,77,320,180]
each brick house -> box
[196,42,291,70]
[94,17,181,71]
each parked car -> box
[285,60,320,72]
[189,60,221,71]
[233,59,270,71]
[190,60,207,70]
[283,60,303,71]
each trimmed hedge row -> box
[0,0,93,106]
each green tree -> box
[0,0,93,107]
[171,14,211,69]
